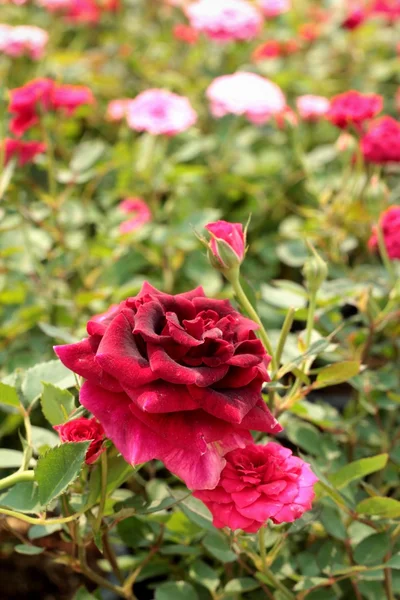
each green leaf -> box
[0,449,24,469]
[189,559,220,593]
[28,523,62,540]
[354,532,391,565]
[329,454,388,489]
[278,338,332,378]
[22,360,76,404]
[0,382,21,409]
[203,531,236,563]
[38,323,78,344]
[284,420,322,456]
[0,482,42,513]
[31,426,60,453]
[155,581,199,600]
[86,455,133,509]
[356,497,400,519]
[14,544,44,556]
[319,505,347,540]
[261,282,307,310]
[385,554,400,569]
[73,587,98,600]
[178,494,214,531]
[70,140,105,173]
[35,442,89,505]
[40,383,76,426]
[225,578,260,593]
[315,361,360,388]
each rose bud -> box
[54,417,105,465]
[194,442,318,533]
[205,220,246,272]
[302,244,328,294]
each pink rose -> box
[342,5,367,30]
[206,72,286,125]
[368,206,400,260]
[327,90,383,131]
[2,138,46,166]
[54,417,105,464]
[54,282,281,490]
[126,89,197,136]
[8,78,94,136]
[186,0,262,43]
[194,442,318,532]
[0,25,48,60]
[361,116,400,163]
[119,197,152,234]
[258,0,290,18]
[296,95,330,121]
[205,220,245,269]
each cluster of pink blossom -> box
[0,24,48,59]
[186,0,262,42]
[342,0,400,29]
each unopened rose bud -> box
[302,244,328,294]
[205,220,246,273]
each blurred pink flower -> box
[258,0,290,18]
[186,0,262,43]
[361,116,400,163]
[368,206,400,260]
[296,95,330,121]
[194,442,318,532]
[9,78,94,136]
[0,25,48,60]
[206,72,285,125]
[342,5,367,30]
[126,89,197,136]
[119,197,152,234]
[371,0,400,21]
[106,98,133,121]
[328,90,383,130]
[2,138,46,166]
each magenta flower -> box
[327,90,383,131]
[207,72,286,125]
[368,206,400,260]
[54,417,105,465]
[296,95,330,122]
[2,138,46,166]
[194,442,318,532]
[186,0,262,43]
[119,197,152,234]
[8,78,94,136]
[54,283,281,490]
[126,89,197,136]
[205,220,245,268]
[361,116,400,164]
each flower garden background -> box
[0,1,400,599]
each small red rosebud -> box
[54,417,106,465]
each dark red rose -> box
[55,283,281,490]
[54,417,105,464]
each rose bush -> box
[55,282,281,489]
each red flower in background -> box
[55,282,281,490]
[8,78,94,136]
[173,24,199,44]
[54,418,105,464]
[342,5,367,30]
[2,138,46,166]
[119,197,152,234]
[368,206,400,260]
[328,90,383,130]
[361,116,400,163]
[194,442,318,532]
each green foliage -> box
[35,442,89,505]
[40,383,76,426]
